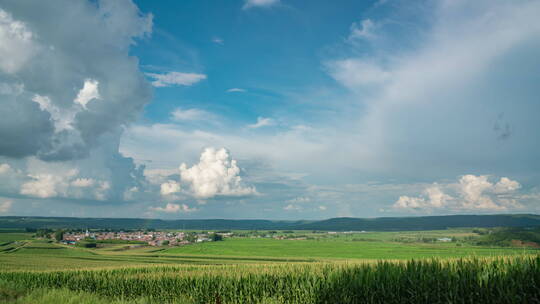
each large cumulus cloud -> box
[179,147,257,199]
[0,0,153,205]
[156,147,257,201]
[0,0,152,160]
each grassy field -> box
[0,232,33,243]
[0,229,538,271]
[0,229,539,303]
[162,237,534,260]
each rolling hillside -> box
[1,214,540,231]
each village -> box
[62,230,232,246]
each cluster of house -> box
[271,236,307,240]
[62,230,233,246]
[327,231,367,234]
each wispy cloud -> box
[0,199,12,213]
[243,0,280,10]
[212,37,224,45]
[247,117,275,129]
[283,204,301,211]
[323,0,540,180]
[348,19,376,41]
[146,72,207,87]
[226,88,246,93]
[171,108,213,121]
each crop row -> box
[1,256,539,303]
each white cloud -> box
[424,185,453,208]
[494,177,521,194]
[19,168,79,199]
[14,159,117,202]
[146,72,207,87]
[212,37,224,44]
[393,175,522,212]
[74,79,100,108]
[0,0,153,164]
[327,59,391,88]
[171,108,212,121]
[0,199,12,213]
[394,196,428,209]
[0,1,160,212]
[179,147,257,199]
[160,180,181,196]
[332,1,540,95]
[226,88,246,93]
[71,178,95,188]
[247,117,275,129]
[318,205,327,211]
[144,168,179,185]
[123,186,139,201]
[324,0,540,179]
[349,19,376,41]
[31,94,76,132]
[243,0,280,10]
[0,82,23,95]
[287,196,311,203]
[283,204,302,211]
[458,175,496,209]
[393,185,453,210]
[150,203,197,213]
[0,163,11,174]
[0,9,37,74]
[94,181,111,201]
[20,174,65,198]
[121,122,329,178]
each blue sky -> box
[0,0,539,219]
[133,0,370,128]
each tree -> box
[54,230,64,242]
[185,233,197,243]
[36,229,52,238]
[162,240,169,246]
[210,233,223,242]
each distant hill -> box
[292,214,540,231]
[1,214,540,231]
[0,216,308,230]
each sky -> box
[0,0,539,219]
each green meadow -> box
[0,229,537,271]
[162,237,534,260]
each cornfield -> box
[1,256,539,303]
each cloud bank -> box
[393,175,522,212]
[150,203,197,213]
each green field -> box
[0,232,33,243]
[163,237,534,260]
[0,229,537,271]
[1,229,539,303]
